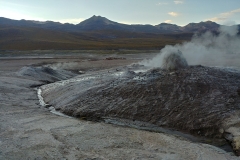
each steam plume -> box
[142,25,240,68]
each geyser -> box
[142,25,240,68]
[161,50,188,70]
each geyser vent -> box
[161,50,188,70]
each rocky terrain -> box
[39,55,240,155]
[0,52,238,159]
[41,61,240,152]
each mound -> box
[18,66,77,83]
[40,65,240,154]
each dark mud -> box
[40,64,240,153]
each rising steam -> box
[142,25,240,68]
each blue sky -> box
[0,0,240,26]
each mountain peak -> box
[90,15,106,20]
[77,15,119,29]
[155,23,181,32]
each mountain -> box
[77,15,161,33]
[0,17,77,32]
[77,15,124,30]
[0,24,193,50]
[1,16,236,34]
[77,15,133,31]
[155,23,182,33]
[0,16,239,50]
[182,21,220,32]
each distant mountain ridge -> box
[182,21,220,33]
[1,15,239,34]
[0,15,239,50]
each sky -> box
[0,0,240,26]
